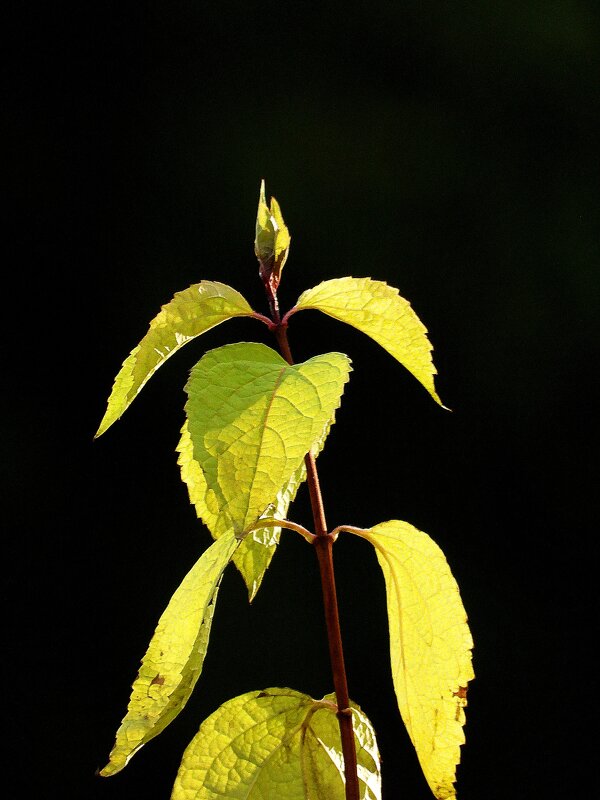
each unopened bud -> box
[254,180,291,291]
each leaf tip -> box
[431,384,451,411]
[427,380,449,410]
[97,759,122,778]
[94,411,118,439]
[246,584,259,604]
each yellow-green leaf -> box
[96,281,256,437]
[100,532,239,777]
[292,277,444,406]
[171,688,381,800]
[184,343,351,539]
[255,180,291,285]
[177,401,337,601]
[348,521,474,800]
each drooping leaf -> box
[171,688,381,800]
[291,277,444,406]
[183,342,351,539]
[347,521,474,800]
[177,399,338,601]
[255,179,291,287]
[100,532,239,777]
[96,281,257,437]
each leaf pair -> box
[172,689,381,800]
[96,276,443,441]
[102,516,474,798]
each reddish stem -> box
[271,316,359,800]
[313,534,359,798]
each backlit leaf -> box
[171,688,381,800]
[348,521,474,799]
[177,402,338,601]
[100,532,239,776]
[292,277,444,406]
[183,342,351,539]
[96,281,256,437]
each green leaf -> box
[171,688,381,800]
[347,521,474,800]
[100,532,239,777]
[177,399,338,601]
[183,343,351,540]
[292,277,444,406]
[96,281,257,437]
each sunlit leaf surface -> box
[171,688,381,800]
[100,532,239,776]
[177,401,338,601]
[183,342,350,538]
[293,277,444,406]
[96,281,256,437]
[349,521,474,799]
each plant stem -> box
[272,320,360,800]
[313,535,359,800]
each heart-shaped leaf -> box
[177,402,337,601]
[183,343,351,538]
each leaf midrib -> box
[241,365,286,527]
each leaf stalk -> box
[243,518,316,544]
[330,524,370,539]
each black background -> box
[7,2,599,798]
